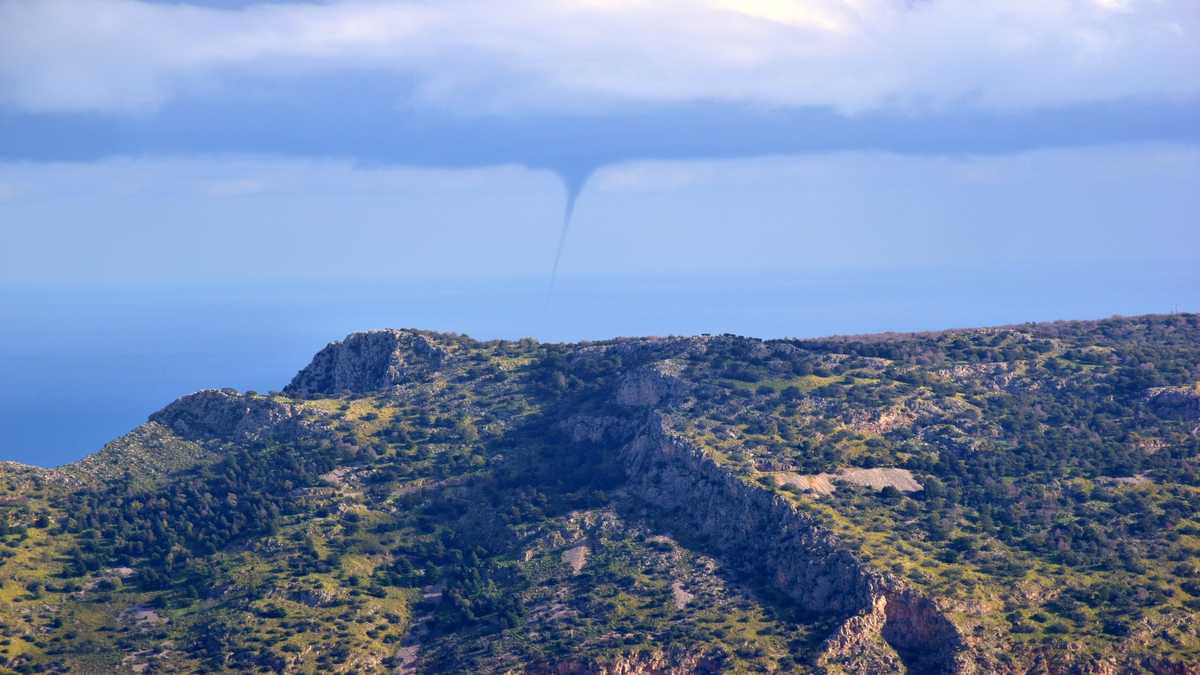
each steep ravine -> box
[619,415,965,674]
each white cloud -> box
[0,0,1196,114]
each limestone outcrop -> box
[621,417,964,673]
[284,329,448,397]
[149,388,320,442]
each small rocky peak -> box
[283,329,451,398]
[149,388,310,442]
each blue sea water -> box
[1,262,1196,467]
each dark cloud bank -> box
[4,72,1198,199]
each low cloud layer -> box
[2,0,1198,114]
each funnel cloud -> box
[543,167,593,309]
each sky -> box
[1,0,1199,464]
[2,0,1199,281]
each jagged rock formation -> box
[624,420,877,616]
[612,361,962,671]
[284,329,449,397]
[621,418,962,674]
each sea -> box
[2,262,1195,467]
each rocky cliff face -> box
[149,388,323,442]
[817,595,906,674]
[615,361,689,408]
[623,421,877,616]
[284,329,449,397]
[620,419,964,673]
[609,358,965,674]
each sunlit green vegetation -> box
[1,314,1197,672]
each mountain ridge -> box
[1,313,1197,673]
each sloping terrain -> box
[1,315,1198,673]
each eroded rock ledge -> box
[621,416,964,674]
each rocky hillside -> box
[1,315,1198,673]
